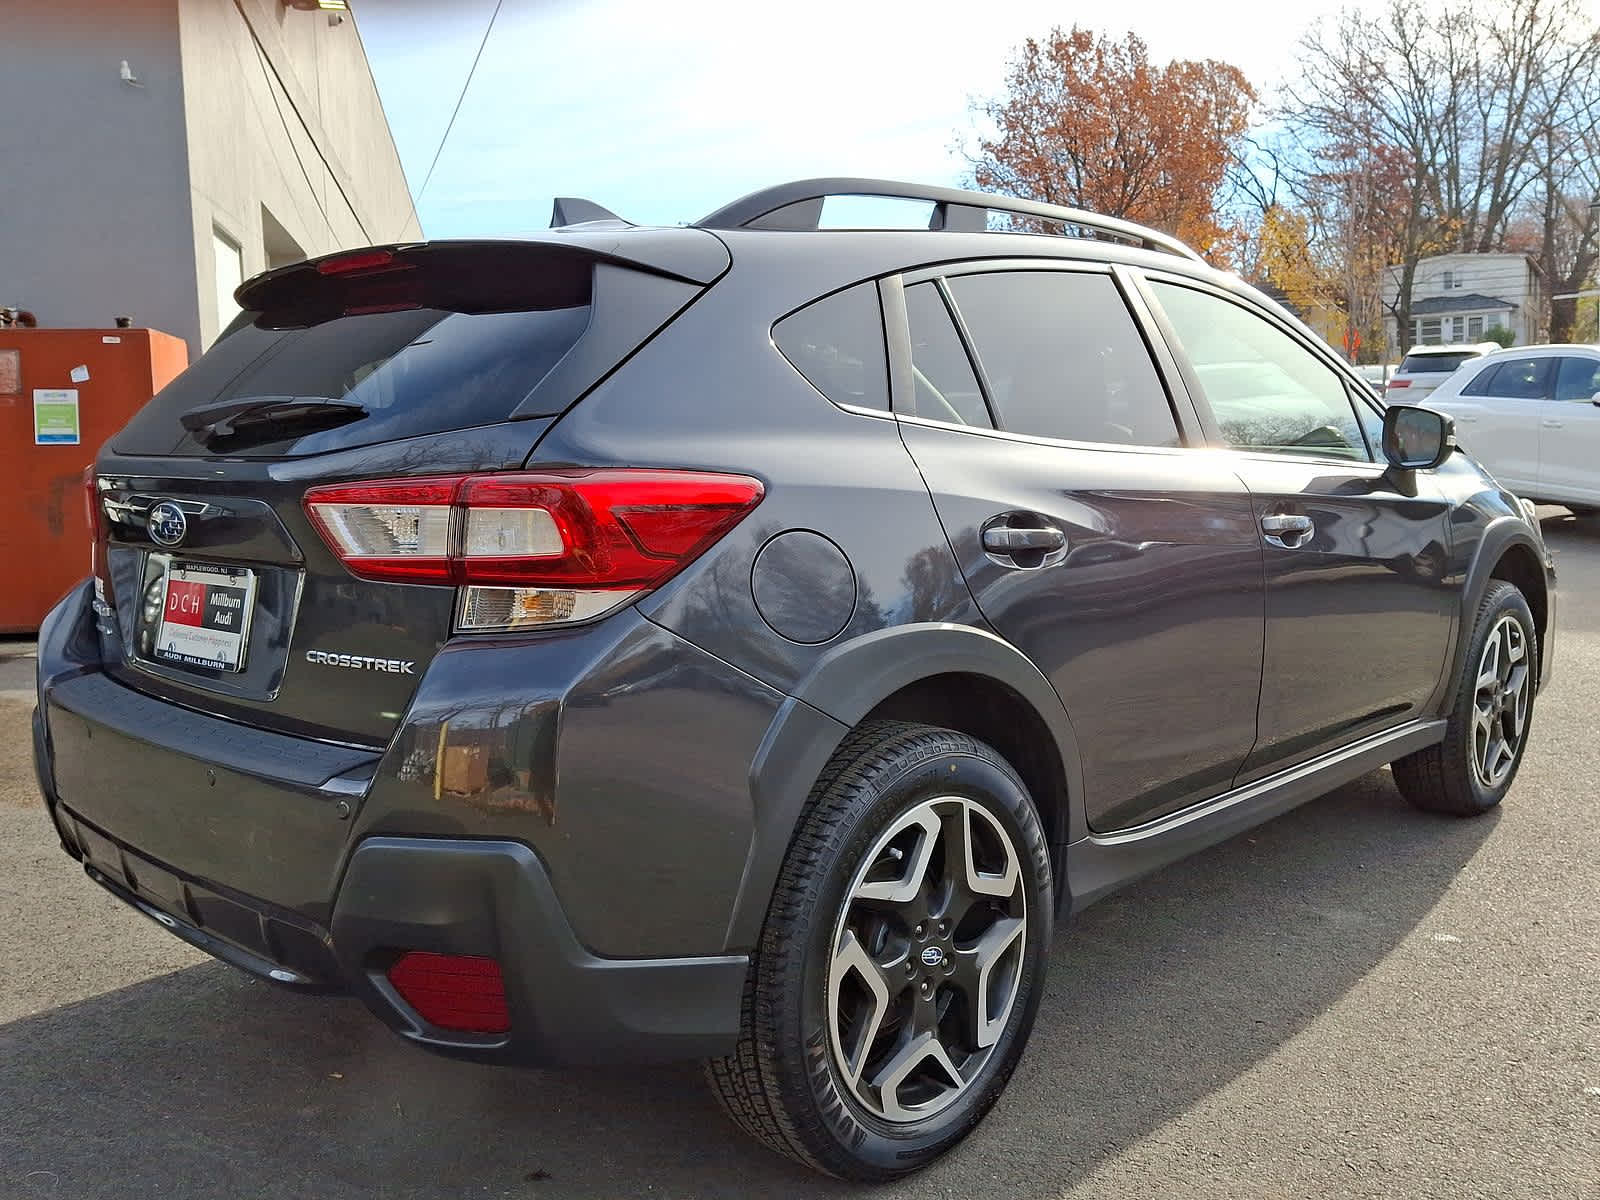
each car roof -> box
[1474,343,1600,357]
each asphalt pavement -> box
[1,515,1596,1199]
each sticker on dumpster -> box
[0,349,19,397]
[33,388,80,444]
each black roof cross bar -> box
[694,177,1205,263]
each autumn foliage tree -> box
[966,28,1256,260]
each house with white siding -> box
[1383,253,1547,349]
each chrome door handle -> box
[982,525,1066,553]
[1454,415,1477,423]
[1261,513,1313,549]
[1541,419,1564,429]
[981,520,1068,567]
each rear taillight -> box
[1387,378,1410,388]
[386,952,510,1035]
[303,469,765,631]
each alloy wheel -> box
[825,795,1027,1123]
[1471,613,1531,789]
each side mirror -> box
[1383,404,1454,470]
[1591,391,1600,407]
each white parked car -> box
[1384,343,1500,401]
[1422,344,1600,512]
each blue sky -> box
[358,0,1350,239]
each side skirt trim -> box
[1064,718,1446,913]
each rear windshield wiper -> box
[179,395,367,441]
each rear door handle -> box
[981,520,1068,568]
[1541,419,1564,429]
[1261,513,1313,549]
[982,526,1066,554]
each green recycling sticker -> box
[33,389,80,445]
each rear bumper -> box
[32,582,759,1065]
[50,811,745,1063]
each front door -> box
[889,266,1265,833]
[1142,276,1457,779]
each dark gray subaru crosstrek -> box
[33,179,1555,1180]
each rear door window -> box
[903,283,991,427]
[1461,363,1503,396]
[941,271,1179,446]
[772,281,889,411]
[1482,357,1554,400]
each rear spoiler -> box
[235,230,731,314]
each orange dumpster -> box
[0,327,188,632]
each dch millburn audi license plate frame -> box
[151,561,258,673]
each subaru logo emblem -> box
[920,946,944,968]
[147,501,188,547]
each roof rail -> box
[694,177,1204,263]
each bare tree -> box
[1280,0,1600,344]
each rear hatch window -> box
[1399,351,1480,375]
[116,244,609,457]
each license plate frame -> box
[151,560,258,674]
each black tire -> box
[1392,581,1538,815]
[704,720,1053,1181]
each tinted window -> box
[903,283,991,427]
[1400,351,1479,374]
[773,282,889,411]
[942,272,1178,446]
[1483,357,1553,400]
[1152,282,1370,461]
[1555,356,1600,403]
[1461,363,1503,397]
[117,305,591,457]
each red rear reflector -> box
[386,952,510,1034]
[1387,379,1410,388]
[315,248,405,276]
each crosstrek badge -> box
[305,650,417,674]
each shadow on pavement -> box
[0,770,1494,1199]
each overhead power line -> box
[414,0,505,214]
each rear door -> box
[1139,275,1456,779]
[889,263,1266,833]
[1445,355,1550,493]
[1534,354,1600,505]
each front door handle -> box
[1261,513,1313,549]
[1541,419,1564,429]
